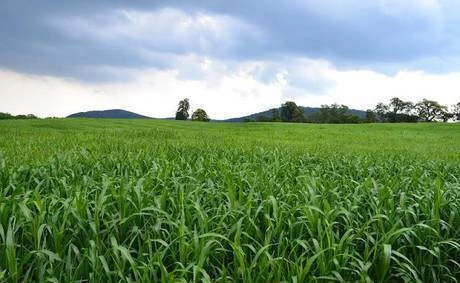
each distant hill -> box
[67,107,367,121]
[224,106,367,122]
[67,109,150,119]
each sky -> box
[1,0,460,119]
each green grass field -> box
[0,119,459,282]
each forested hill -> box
[225,106,367,122]
[67,109,150,119]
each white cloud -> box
[1,57,459,119]
[285,65,460,110]
[0,64,284,119]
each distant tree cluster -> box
[249,101,364,124]
[246,98,460,124]
[374,98,459,123]
[175,99,210,122]
[310,104,361,124]
[0,112,38,120]
[280,101,304,122]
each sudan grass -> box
[0,119,459,282]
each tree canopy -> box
[415,99,448,122]
[191,108,210,122]
[175,98,190,120]
[310,104,361,124]
[280,101,304,122]
[0,112,38,120]
[451,102,460,121]
[374,98,418,122]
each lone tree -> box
[191,108,210,122]
[280,101,304,122]
[175,98,190,120]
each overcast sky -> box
[1,0,460,119]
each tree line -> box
[2,97,459,123]
[375,98,460,123]
[0,112,38,120]
[249,98,460,124]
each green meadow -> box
[0,119,459,282]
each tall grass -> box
[0,119,459,282]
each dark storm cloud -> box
[1,0,459,81]
[0,0,174,81]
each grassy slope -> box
[0,119,459,282]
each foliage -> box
[191,108,210,122]
[441,112,455,123]
[280,101,304,122]
[363,109,378,123]
[389,97,413,115]
[374,102,389,118]
[0,112,13,119]
[385,113,419,123]
[253,108,281,122]
[452,102,460,121]
[175,98,190,120]
[246,97,456,124]
[374,98,419,123]
[255,115,271,122]
[0,119,459,282]
[271,108,281,122]
[310,104,361,123]
[0,112,38,120]
[415,99,449,122]
[240,98,456,124]
[375,98,455,123]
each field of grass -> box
[0,119,459,282]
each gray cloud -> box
[2,0,460,82]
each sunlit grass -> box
[0,119,459,282]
